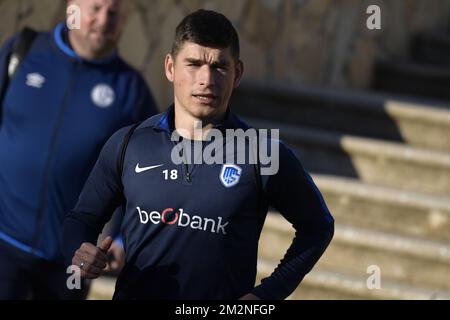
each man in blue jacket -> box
[0,0,157,299]
[63,9,334,300]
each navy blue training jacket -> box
[0,23,157,262]
[63,106,334,300]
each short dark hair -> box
[171,9,240,62]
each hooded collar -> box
[53,22,118,64]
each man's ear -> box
[165,54,175,83]
[233,60,244,88]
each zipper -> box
[30,60,79,254]
[180,138,194,183]
[182,138,207,183]
[184,164,192,183]
[169,133,200,183]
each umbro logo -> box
[135,163,164,173]
[26,73,45,88]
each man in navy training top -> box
[0,0,157,299]
[63,9,334,300]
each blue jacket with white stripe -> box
[0,23,157,262]
[63,106,334,300]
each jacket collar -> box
[148,104,249,134]
[53,22,118,64]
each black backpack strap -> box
[0,27,37,121]
[253,139,262,193]
[117,122,142,179]
[252,131,264,217]
[7,27,37,79]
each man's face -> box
[165,42,243,122]
[68,0,127,58]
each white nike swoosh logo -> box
[135,163,164,173]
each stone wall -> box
[1,0,449,109]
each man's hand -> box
[72,236,113,279]
[106,239,125,273]
[239,293,261,300]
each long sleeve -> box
[252,142,335,299]
[62,126,130,265]
[101,75,157,242]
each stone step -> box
[231,79,450,152]
[313,174,450,242]
[87,276,115,300]
[412,32,450,67]
[248,118,450,196]
[373,59,450,101]
[87,261,450,300]
[258,214,450,292]
[257,260,450,300]
[86,229,450,300]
